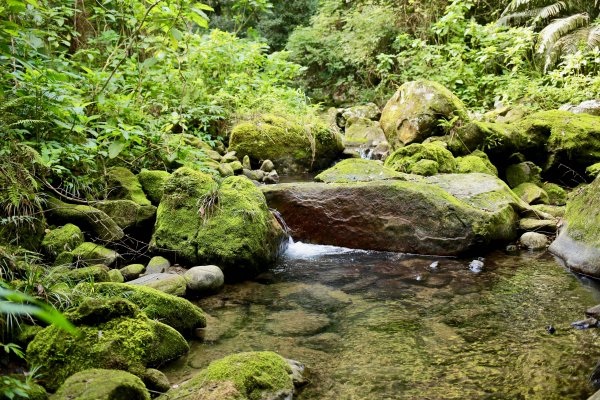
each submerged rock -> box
[380,80,469,148]
[151,168,286,279]
[159,352,300,400]
[27,298,189,391]
[228,114,343,174]
[52,368,150,400]
[263,173,522,256]
[550,175,600,277]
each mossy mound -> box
[542,182,567,206]
[384,143,457,175]
[93,200,156,231]
[549,175,600,276]
[380,80,469,148]
[120,263,145,281]
[505,162,542,188]
[228,114,343,174]
[71,242,119,267]
[45,198,124,242]
[106,167,152,206]
[586,163,600,178]
[513,182,549,205]
[64,264,111,284]
[27,298,189,391]
[161,352,294,400]
[52,368,150,400]
[315,159,406,183]
[151,168,286,278]
[138,169,171,205]
[456,151,498,176]
[343,118,386,145]
[78,282,206,335]
[41,223,83,258]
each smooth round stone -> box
[265,309,331,336]
[184,265,224,294]
[520,232,548,250]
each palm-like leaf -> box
[536,13,589,54]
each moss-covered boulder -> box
[41,223,83,258]
[128,273,187,297]
[93,200,156,232]
[137,169,171,205]
[151,168,286,278]
[106,167,151,206]
[379,80,469,148]
[587,163,600,178]
[52,369,150,400]
[77,282,206,335]
[44,198,124,242]
[160,352,295,400]
[263,173,523,256]
[142,368,170,393]
[542,182,567,206]
[505,161,542,189]
[513,182,549,205]
[64,264,111,284]
[146,256,170,274]
[456,151,498,176]
[549,175,600,276]
[27,298,189,391]
[315,159,407,183]
[108,269,125,283]
[343,118,386,146]
[228,114,343,174]
[384,142,457,175]
[71,242,119,267]
[120,264,146,281]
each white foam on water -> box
[284,239,365,260]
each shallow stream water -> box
[163,242,600,399]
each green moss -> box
[151,167,216,265]
[512,182,549,205]
[505,162,542,188]
[79,282,206,335]
[52,368,150,400]
[120,264,146,280]
[41,223,83,258]
[586,163,600,178]
[456,152,498,176]
[542,182,567,206]
[54,251,74,267]
[93,200,156,230]
[106,167,152,206]
[563,176,600,247]
[142,368,170,393]
[380,80,469,148]
[531,204,565,218]
[108,269,125,283]
[138,169,171,205]
[315,159,406,183]
[168,352,293,400]
[71,242,119,267]
[141,274,187,297]
[384,143,457,175]
[45,198,124,242]
[27,299,188,391]
[65,264,111,284]
[195,176,285,278]
[146,256,170,274]
[68,298,138,325]
[410,159,439,176]
[228,114,343,174]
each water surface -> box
[164,243,600,399]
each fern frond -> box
[498,8,544,26]
[536,13,589,54]
[535,2,569,23]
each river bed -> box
[163,242,600,399]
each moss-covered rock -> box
[151,168,286,278]
[106,167,152,206]
[128,273,187,297]
[550,175,600,276]
[71,242,119,267]
[64,264,111,284]
[513,182,549,205]
[587,163,600,178]
[456,151,498,176]
[384,143,457,175]
[108,269,125,283]
[505,162,542,189]
[78,282,206,335]
[93,200,156,231]
[142,368,170,393]
[27,298,189,391]
[161,352,294,400]
[52,368,150,400]
[531,204,565,218]
[343,118,386,146]
[146,256,170,274]
[228,114,343,174]
[44,198,124,242]
[410,159,439,176]
[315,159,407,183]
[542,182,567,206]
[41,223,83,258]
[380,80,469,148]
[120,264,146,281]
[138,169,171,205]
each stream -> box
[163,241,600,399]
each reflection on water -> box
[163,244,600,399]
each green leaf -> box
[108,141,125,159]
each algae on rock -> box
[41,223,84,258]
[138,169,171,205]
[52,368,150,400]
[384,142,457,175]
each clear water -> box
[163,243,600,399]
